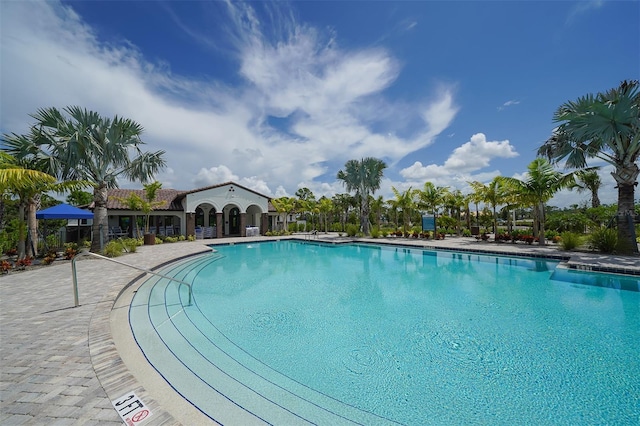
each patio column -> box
[216,212,223,238]
[261,213,268,235]
[186,213,195,237]
[240,212,246,237]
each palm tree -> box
[539,80,640,253]
[0,152,84,258]
[571,169,602,208]
[417,182,449,235]
[24,106,166,252]
[332,193,354,232]
[295,188,316,231]
[336,157,387,236]
[370,195,386,230]
[444,189,466,236]
[271,197,297,232]
[469,177,507,238]
[317,197,333,233]
[391,186,416,232]
[501,158,574,245]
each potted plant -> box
[119,181,165,245]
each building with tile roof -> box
[105,182,272,239]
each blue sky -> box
[1,0,638,207]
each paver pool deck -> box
[1,234,639,425]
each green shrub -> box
[178,235,186,241]
[370,227,380,238]
[346,224,358,237]
[155,237,164,244]
[187,234,196,241]
[560,232,582,251]
[121,238,139,252]
[381,229,389,237]
[462,229,471,237]
[545,229,559,240]
[103,240,124,257]
[589,228,618,253]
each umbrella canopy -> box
[36,203,94,220]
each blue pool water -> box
[130,241,640,425]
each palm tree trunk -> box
[591,190,601,208]
[27,195,40,258]
[361,201,370,235]
[537,202,546,245]
[91,183,109,252]
[617,181,638,254]
[17,202,26,260]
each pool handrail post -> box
[71,250,193,308]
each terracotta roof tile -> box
[106,189,185,210]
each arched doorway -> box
[229,207,240,235]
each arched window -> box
[195,207,204,227]
[229,207,240,234]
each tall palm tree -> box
[469,177,507,237]
[417,182,449,235]
[337,157,387,236]
[539,80,640,253]
[501,158,574,245]
[24,106,166,252]
[571,169,602,208]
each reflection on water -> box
[551,267,640,293]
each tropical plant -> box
[589,227,618,253]
[317,197,333,233]
[560,231,582,251]
[539,80,640,254]
[118,181,166,235]
[500,158,574,245]
[66,190,93,207]
[337,157,387,236]
[346,223,359,237]
[443,189,465,236]
[391,186,416,232]
[417,182,448,236]
[0,151,86,258]
[332,193,354,232]
[103,240,124,257]
[271,196,297,232]
[23,106,166,252]
[370,195,386,229]
[570,169,602,208]
[469,177,507,238]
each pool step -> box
[131,254,399,425]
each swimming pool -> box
[129,240,640,425]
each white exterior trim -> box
[185,183,268,214]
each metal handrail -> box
[71,250,193,307]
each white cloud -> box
[1,0,459,197]
[566,0,604,25]
[399,133,518,181]
[497,100,520,111]
[194,165,238,187]
[444,133,518,172]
